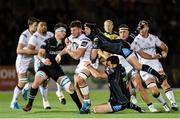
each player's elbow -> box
[73,55,81,60]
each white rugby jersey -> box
[68,34,92,62]
[28,31,54,71]
[131,33,162,64]
[16,29,33,64]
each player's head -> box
[54,22,67,40]
[37,19,47,35]
[28,17,39,33]
[137,20,149,37]
[106,56,119,68]
[118,24,129,40]
[84,22,96,36]
[69,20,82,38]
[104,19,114,34]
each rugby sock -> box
[56,83,65,98]
[23,83,31,91]
[165,89,176,104]
[70,91,82,110]
[153,92,166,105]
[39,85,48,101]
[12,86,21,103]
[147,102,152,106]
[142,64,161,79]
[126,102,142,112]
[80,85,89,100]
[28,87,38,105]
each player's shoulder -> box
[149,33,158,39]
[47,31,54,37]
[79,34,91,42]
[134,34,141,41]
[20,29,31,38]
[32,31,39,38]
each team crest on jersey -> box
[81,41,88,47]
[71,42,78,51]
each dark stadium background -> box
[0,0,180,88]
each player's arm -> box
[67,47,85,60]
[98,49,111,60]
[159,41,168,58]
[85,63,107,79]
[137,49,162,59]
[91,48,99,61]
[38,48,51,66]
[16,43,37,55]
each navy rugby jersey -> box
[40,37,65,67]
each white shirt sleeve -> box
[78,39,89,49]
[28,35,37,47]
[154,35,162,47]
[18,34,27,45]
[131,39,141,52]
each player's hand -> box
[41,58,52,66]
[151,53,162,59]
[161,51,167,58]
[84,61,91,67]
[55,54,61,64]
[66,44,71,52]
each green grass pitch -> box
[0,89,179,118]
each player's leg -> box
[93,102,114,114]
[22,68,35,100]
[76,70,91,114]
[23,70,48,112]
[22,82,31,100]
[39,81,51,109]
[56,82,66,105]
[131,72,159,112]
[128,80,137,104]
[159,71,178,111]
[10,73,27,109]
[74,74,83,104]
[126,53,166,82]
[57,75,82,110]
[143,72,170,112]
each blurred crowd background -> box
[0,0,180,66]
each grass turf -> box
[0,89,180,118]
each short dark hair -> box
[137,20,149,30]
[69,20,82,28]
[107,56,119,65]
[28,17,39,25]
[118,24,129,30]
[54,22,67,31]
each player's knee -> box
[18,80,27,88]
[147,82,157,89]
[134,83,143,92]
[76,73,88,86]
[60,76,74,94]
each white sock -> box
[80,85,89,100]
[56,83,64,98]
[156,94,166,105]
[39,85,48,102]
[23,83,31,91]
[11,86,21,103]
[165,90,176,104]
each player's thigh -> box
[32,70,48,88]
[126,54,142,70]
